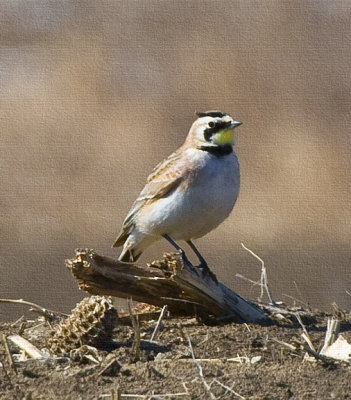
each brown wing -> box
[113,148,187,247]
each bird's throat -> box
[212,129,234,145]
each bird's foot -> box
[176,249,217,283]
[198,261,218,283]
[177,248,192,267]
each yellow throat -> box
[212,129,234,145]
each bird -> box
[113,110,242,272]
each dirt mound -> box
[1,305,351,400]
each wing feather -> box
[113,149,187,247]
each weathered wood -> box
[66,249,268,323]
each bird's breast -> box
[137,148,240,240]
[184,150,240,223]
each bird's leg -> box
[186,240,217,282]
[186,240,208,267]
[162,235,192,266]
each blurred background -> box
[1,0,350,320]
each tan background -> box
[1,0,350,320]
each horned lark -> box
[113,111,242,269]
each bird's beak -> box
[230,120,242,128]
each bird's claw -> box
[198,262,218,283]
[178,249,192,266]
[177,250,217,283]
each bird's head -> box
[186,111,242,148]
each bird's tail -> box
[114,230,158,263]
[118,247,142,263]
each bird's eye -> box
[208,121,215,128]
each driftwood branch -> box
[66,249,268,324]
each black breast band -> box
[199,145,233,157]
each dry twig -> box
[293,281,309,308]
[99,393,189,399]
[0,298,67,321]
[0,333,16,373]
[239,243,275,305]
[320,318,340,354]
[10,315,25,327]
[271,338,297,351]
[293,313,336,365]
[295,313,316,353]
[186,333,217,400]
[177,322,187,343]
[211,379,245,400]
[282,293,309,308]
[151,305,167,342]
[128,299,141,362]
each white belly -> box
[137,148,240,240]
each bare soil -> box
[1,308,351,400]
